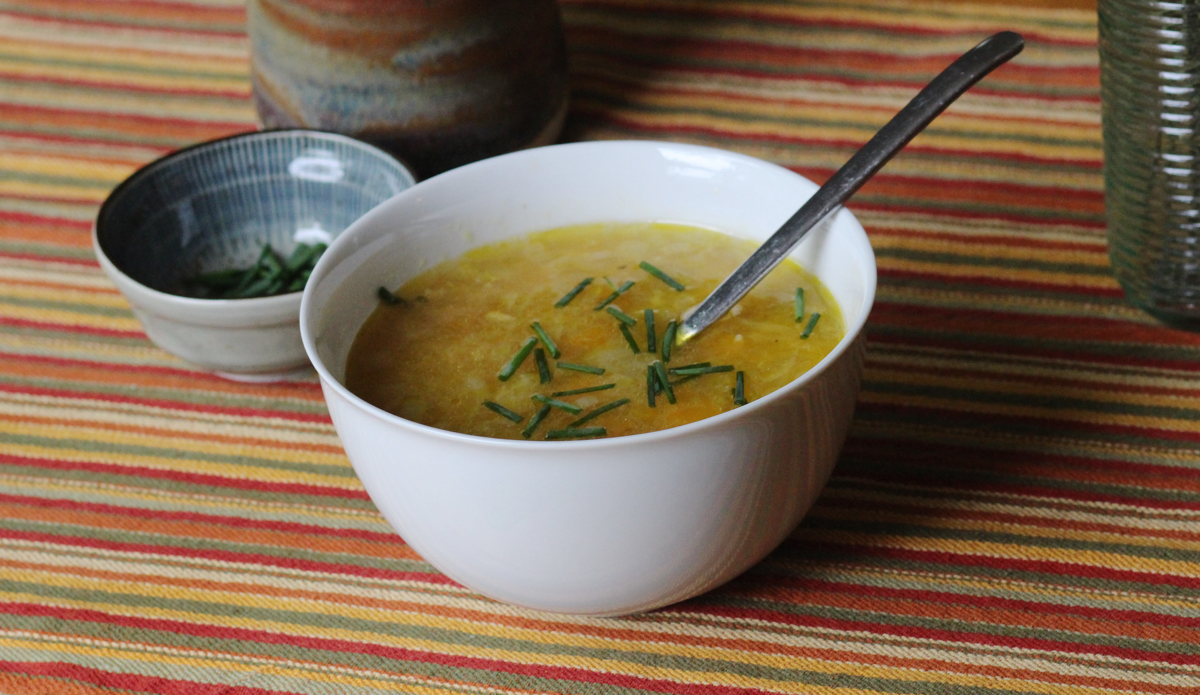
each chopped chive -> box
[639,261,685,291]
[594,280,635,311]
[734,371,747,406]
[258,243,283,275]
[552,383,616,397]
[545,426,607,440]
[647,365,657,408]
[497,336,537,381]
[483,401,524,423]
[662,319,677,363]
[603,276,616,290]
[794,287,805,322]
[285,242,326,273]
[568,398,630,428]
[801,312,821,339]
[530,321,561,358]
[668,362,711,374]
[557,361,605,375]
[669,364,735,376]
[618,322,640,353]
[522,404,553,439]
[230,275,273,299]
[652,361,676,404]
[534,347,552,384]
[606,306,637,326]
[377,286,404,305]
[532,394,582,414]
[195,268,245,288]
[644,309,656,353]
[555,277,593,308]
[670,373,702,388]
[594,292,619,311]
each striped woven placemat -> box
[4,0,1199,693]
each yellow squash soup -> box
[345,222,844,440]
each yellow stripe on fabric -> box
[0,399,340,449]
[865,347,1200,390]
[797,529,1200,579]
[0,419,349,470]
[0,391,329,434]
[570,105,1101,162]
[0,285,132,311]
[0,58,249,95]
[5,546,1191,688]
[0,442,358,490]
[0,15,248,56]
[872,258,1118,289]
[568,0,1098,44]
[0,473,381,527]
[859,391,1200,441]
[0,37,247,74]
[867,365,1200,414]
[0,151,138,183]
[0,634,482,695]
[811,504,1200,553]
[0,577,1172,695]
[0,303,143,331]
[869,236,1110,267]
[0,82,254,122]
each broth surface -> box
[345,222,844,439]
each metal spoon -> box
[676,31,1024,343]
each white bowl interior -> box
[307,141,875,388]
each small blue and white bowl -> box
[94,129,415,381]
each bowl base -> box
[214,365,314,383]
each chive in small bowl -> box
[94,129,416,381]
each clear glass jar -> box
[1100,0,1200,328]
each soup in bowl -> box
[300,141,877,615]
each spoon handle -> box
[677,31,1024,342]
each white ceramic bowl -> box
[301,141,876,615]
[94,129,415,381]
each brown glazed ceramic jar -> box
[249,0,569,178]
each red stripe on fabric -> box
[0,70,248,99]
[853,401,1200,460]
[867,229,1106,253]
[0,493,398,544]
[0,385,328,425]
[0,603,839,695]
[0,210,92,231]
[575,109,1104,171]
[0,102,251,135]
[0,251,99,267]
[842,436,1200,482]
[680,599,1198,666]
[735,574,1200,630]
[0,352,326,400]
[0,661,294,695]
[0,529,443,583]
[0,316,144,339]
[794,541,1200,595]
[0,453,367,500]
[561,0,1099,48]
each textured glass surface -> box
[1101,0,1200,328]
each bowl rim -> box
[93,128,417,314]
[302,140,877,449]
